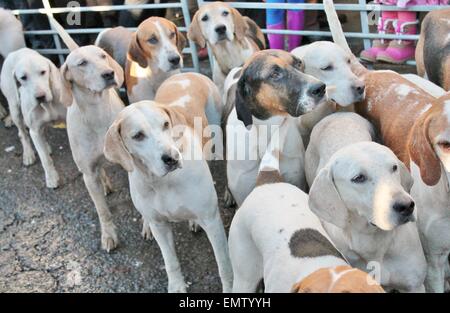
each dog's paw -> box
[45,170,60,189]
[189,220,201,233]
[0,106,7,119]
[101,224,119,253]
[224,187,236,208]
[141,221,154,241]
[23,149,36,167]
[168,281,187,293]
[3,115,13,128]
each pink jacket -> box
[374,0,449,7]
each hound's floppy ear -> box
[106,53,124,88]
[235,76,253,128]
[59,62,74,107]
[129,33,148,68]
[309,164,349,229]
[398,161,414,193]
[175,27,187,53]
[231,7,248,42]
[163,107,186,128]
[408,114,441,186]
[188,11,206,48]
[104,119,134,172]
[0,68,21,113]
[49,61,72,107]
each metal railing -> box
[10,0,199,72]
[197,0,450,67]
[7,1,450,71]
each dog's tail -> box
[42,0,79,52]
[323,0,368,76]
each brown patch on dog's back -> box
[255,170,283,187]
[288,229,344,259]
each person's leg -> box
[377,11,418,64]
[360,10,397,63]
[287,0,305,51]
[267,0,286,49]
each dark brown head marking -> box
[289,229,344,259]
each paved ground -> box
[0,120,235,293]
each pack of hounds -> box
[0,0,449,293]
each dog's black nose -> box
[393,200,415,216]
[162,154,179,168]
[169,55,181,66]
[102,71,114,81]
[308,83,326,100]
[353,84,365,96]
[215,25,227,35]
[35,95,46,103]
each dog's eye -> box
[169,32,176,40]
[201,15,209,22]
[321,65,334,71]
[20,75,27,81]
[392,165,398,172]
[270,67,282,80]
[163,121,170,130]
[222,11,229,17]
[351,174,367,184]
[148,36,159,45]
[101,54,107,59]
[78,60,87,67]
[347,59,351,64]
[40,70,46,76]
[438,141,450,152]
[132,131,146,142]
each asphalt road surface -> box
[0,122,235,293]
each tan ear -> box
[408,114,441,186]
[128,32,148,68]
[231,7,248,42]
[163,107,186,128]
[107,53,124,87]
[308,164,349,229]
[104,119,134,172]
[175,27,187,53]
[188,11,206,48]
[398,161,414,193]
[59,62,73,107]
[49,60,72,107]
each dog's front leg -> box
[424,253,448,293]
[29,128,59,189]
[9,104,35,166]
[149,220,186,293]
[83,171,118,252]
[198,212,233,293]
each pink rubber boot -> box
[377,11,418,64]
[287,10,305,51]
[360,11,397,63]
[267,23,285,50]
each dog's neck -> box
[210,38,254,75]
[127,59,178,94]
[341,210,396,261]
[71,85,124,124]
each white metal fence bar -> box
[10,0,199,72]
